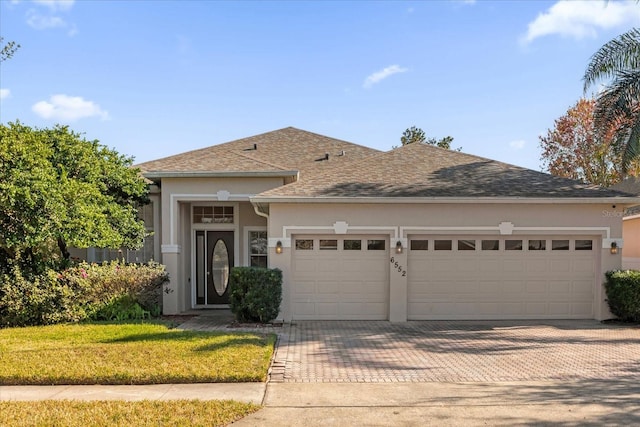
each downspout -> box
[252,201,269,219]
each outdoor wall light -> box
[396,240,403,254]
[275,241,283,254]
[610,241,618,255]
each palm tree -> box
[583,28,640,174]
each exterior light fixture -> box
[275,241,283,254]
[610,241,618,255]
[396,240,403,254]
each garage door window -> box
[320,239,338,250]
[410,240,429,250]
[295,239,314,250]
[552,240,569,250]
[505,240,523,250]
[575,240,593,250]
[344,239,362,250]
[528,239,546,250]
[458,239,476,250]
[367,240,386,250]
[481,240,499,250]
[434,240,452,250]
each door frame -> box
[190,202,240,309]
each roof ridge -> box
[233,150,294,172]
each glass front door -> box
[195,230,234,305]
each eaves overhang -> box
[249,195,640,205]
[143,170,300,179]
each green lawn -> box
[0,400,260,427]
[0,322,276,385]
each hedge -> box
[604,270,640,322]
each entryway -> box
[194,230,234,305]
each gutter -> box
[250,196,640,205]
[143,170,299,179]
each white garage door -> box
[291,235,389,320]
[408,236,597,320]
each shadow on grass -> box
[103,330,273,351]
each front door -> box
[195,230,234,305]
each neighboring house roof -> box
[610,176,640,195]
[611,177,640,216]
[136,127,379,180]
[256,140,635,200]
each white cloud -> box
[363,65,408,89]
[25,0,76,34]
[33,0,75,11]
[523,0,640,44]
[26,10,66,29]
[0,89,10,100]
[509,140,526,150]
[32,94,109,121]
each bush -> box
[229,267,282,323]
[0,267,93,327]
[605,270,640,322]
[0,261,169,327]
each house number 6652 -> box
[389,257,407,277]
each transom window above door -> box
[193,206,234,224]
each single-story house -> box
[611,177,640,270]
[131,127,639,321]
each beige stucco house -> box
[133,127,640,322]
[611,177,640,270]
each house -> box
[134,127,640,321]
[611,177,640,270]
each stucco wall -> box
[622,217,640,258]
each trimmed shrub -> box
[605,270,640,322]
[229,267,282,323]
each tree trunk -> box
[57,237,70,260]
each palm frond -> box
[593,69,640,128]
[621,118,640,173]
[583,27,640,92]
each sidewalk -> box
[5,380,639,426]
[0,383,265,404]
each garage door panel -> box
[479,260,500,272]
[551,260,571,273]
[501,281,525,293]
[316,281,340,294]
[572,302,592,315]
[478,281,501,293]
[408,235,596,320]
[503,260,525,272]
[525,281,548,293]
[526,259,548,273]
[574,259,595,273]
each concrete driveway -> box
[269,320,640,383]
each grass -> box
[0,400,261,427]
[0,322,276,385]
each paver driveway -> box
[269,320,640,383]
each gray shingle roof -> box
[257,141,633,199]
[136,127,379,177]
[137,127,637,200]
[610,177,640,195]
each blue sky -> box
[1,0,639,171]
